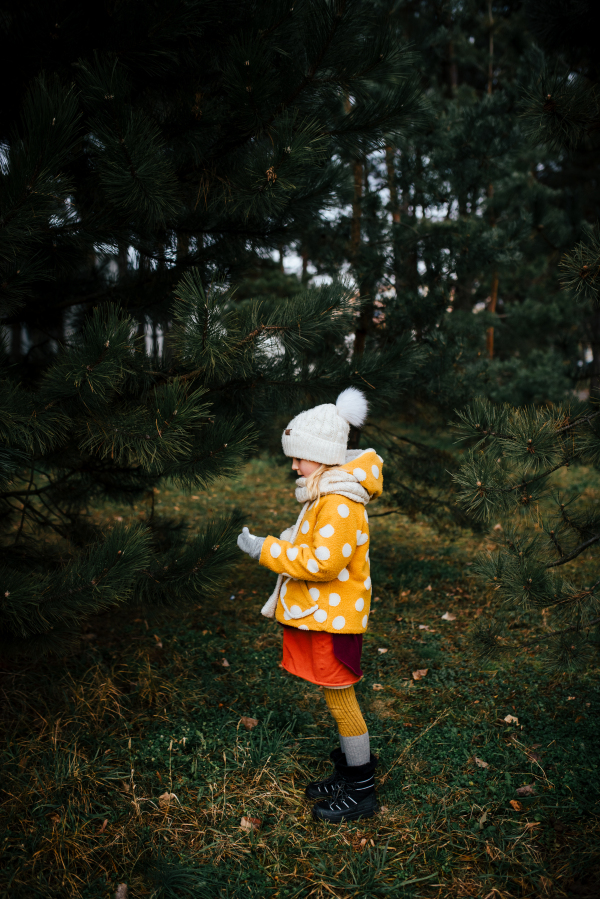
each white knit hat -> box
[281,388,368,464]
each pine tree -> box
[0,0,423,656]
[454,0,600,667]
[295,0,599,528]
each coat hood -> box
[340,448,383,500]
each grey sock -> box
[340,732,370,766]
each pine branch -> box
[522,615,600,648]
[546,532,600,568]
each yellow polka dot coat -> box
[259,449,383,634]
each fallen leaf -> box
[426,585,432,591]
[493,523,503,530]
[372,683,384,691]
[115,886,128,899]
[474,757,489,768]
[377,648,388,653]
[412,669,428,680]
[240,716,259,730]
[418,624,431,630]
[222,658,230,667]
[478,809,488,827]
[158,792,178,809]
[401,590,411,596]
[504,714,519,725]
[509,799,523,811]
[526,751,542,762]
[240,816,262,832]
[567,696,576,700]
[441,611,456,621]
[153,634,163,648]
[98,818,108,833]
[359,837,367,849]
[524,821,541,830]
[516,784,535,797]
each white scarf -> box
[260,468,370,618]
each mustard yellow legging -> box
[323,685,367,737]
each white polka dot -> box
[300,543,309,549]
[356,530,368,546]
[364,508,368,522]
[309,587,320,601]
[332,615,346,630]
[270,542,281,558]
[338,568,349,582]
[377,454,383,463]
[366,550,370,562]
[298,624,309,630]
[315,546,330,560]
[307,559,319,574]
[314,609,327,623]
[353,467,366,481]
[301,520,310,534]
[355,597,364,611]
[337,503,349,518]
[371,464,380,479]
[342,543,352,557]
[286,546,298,561]
[290,604,302,617]
[284,610,291,620]
[362,614,368,628]
[329,592,341,606]
[364,576,372,590]
[281,583,287,598]
[319,524,334,538]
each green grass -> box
[1,454,599,898]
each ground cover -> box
[1,452,599,898]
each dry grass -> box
[1,454,599,898]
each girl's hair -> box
[304,463,343,503]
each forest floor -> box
[1,451,599,899]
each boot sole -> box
[312,803,379,823]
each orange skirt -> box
[282,627,360,688]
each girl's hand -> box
[237,527,266,560]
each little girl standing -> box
[238,388,383,822]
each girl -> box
[237,388,383,823]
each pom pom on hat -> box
[336,387,368,428]
[281,387,369,464]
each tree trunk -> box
[486,272,499,358]
[386,144,403,299]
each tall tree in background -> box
[296,0,599,525]
[454,0,600,667]
[0,0,423,656]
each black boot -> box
[305,748,346,799]
[312,753,379,823]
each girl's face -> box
[292,457,321,478]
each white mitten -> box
[237,527,265,560]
